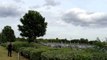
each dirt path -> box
[0,46,28,60]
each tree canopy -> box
[18,10,47,43]
[1,26,16,42]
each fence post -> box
[18,52,20,60]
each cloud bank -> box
[62,8,107,27]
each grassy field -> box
[0,46,28,60]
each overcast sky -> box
[0,0,107,41]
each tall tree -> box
[1,26,16,42]
[0,33,2,43]
[18,10,47,43]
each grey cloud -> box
[44,0,60,6]
[31,0,60,9]
[32,5,41,8]
[0,5,22,17]
[30,5,41,9]
[13,0,22,3]
[62,8,107,27]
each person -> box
[7,42,12,57]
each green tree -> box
[0,33,2,43]
[1,26,16,42]
[18,10,47,43]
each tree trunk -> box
[34,37,38,43]
[28,37,32,43]
[28,36,38,43]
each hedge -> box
[12,41,43,52]
[19,47,53,60]
[41,48,107,60]
[41,48,73,60]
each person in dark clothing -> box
[7,42,12,57]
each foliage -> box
[16,37,27,42]
[2,40,107,60]
[0,43,7,47]
[41,48,73,60]
[12,41,29,52]
[41,48,107,60]
[19,45,53,60]
[0,33,2,43]
[12,41,48,52]
[37,38,90,44]
[18,10,47,43]
[1,26,16,42]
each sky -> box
[0,0,107,41]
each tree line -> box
[36,38,103,44]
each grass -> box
[0,46,28,60]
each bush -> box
[20,47,34,58]
[41,48,73,60]
[20,47,53,60]
[91,52,107,60]
[12,41,43,52]
[41,48,107,60]
[1,43,7,47]
[12,41,29,52]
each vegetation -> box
[18,10,47,43]
[1,41,106,60]
[1,26,15,43]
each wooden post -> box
[18,52,20,60]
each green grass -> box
[0,46,28,60]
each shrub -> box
[12,41,43,52]
[20,47,34,58]
[1,43,7,47]
[19,46,53,60]
[41,48,107,60]
[41,48,73,60]
[12,41,29,52]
